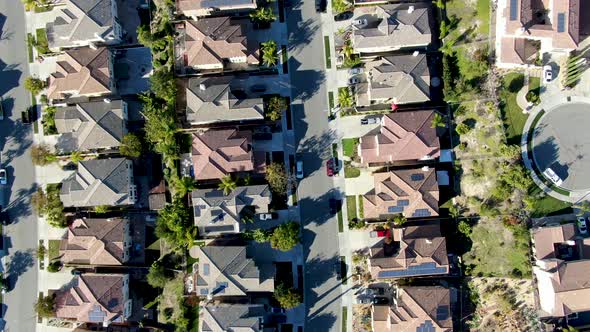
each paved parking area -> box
[331,114,381,139]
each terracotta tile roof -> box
[535,260,590,317]
[191,129,254,180]
[363,167,439,219]
[60,217,128,266]
[372,286,453,332]
[182,18,258,69]
[359,110,440,165]
[47,47,112,101]
[369,223,448,279]
[55,273,129,324]
[499,0,580,65]
[532,224,576,261]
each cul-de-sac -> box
[0,0,589,331]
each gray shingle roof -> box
[55,100,126,153]
[186,77,264,125]
[201,303,266,331]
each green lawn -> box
[499,73,528,145]
[344,163,360,178]
[346,196,357,222]
[342,306,348,332]
[187,255,198,273]
[323,36,331,69]
[35,28,50,54]
[529,77,540,94]
[357,195,364,219]
[528,186,573,217]
[337,208,344,232]
[26,33,34,63]
[328,91,335,109]
[476,0,490,35]
[48,240,60,261]
[341,138,359,158]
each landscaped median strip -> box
[342,305,348,332]
[324,36,332,69]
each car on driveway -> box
[543,168,563,186]
[360,117,379,125]
[353,19,367,26]
[349,67,363,75]
[259,213,274,221]
[326,158,335,177]
[543,65,553,84]
[334,11,353,21]
[0,168,6,185]
[577,217,588,235]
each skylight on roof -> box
[557,13,566,33]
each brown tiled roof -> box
[55,273,128,324]
[532,224,576,261]
[191,129,254,180]
[47,47,112,100]
[363,167,439,219]
[359,110,440,165]
[60,218,128,266]
[369,223,448,279]
[183,18,258,69]
[373,286,453,332]
[535,260,590,317]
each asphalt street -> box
[286,2,343,331]
[0,1,39,331]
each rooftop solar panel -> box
[377,262,447,278]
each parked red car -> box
[326,159,335,177]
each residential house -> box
[54,273,132,326]
[363,166,439,219]
[60,158,137,207]
[200,303,269,331]
[59,217,132,266]
[46,0,123,52]
[54,100,127,154]
[531,223,590,323]
[356,53,430,107]
[185,76,263,126]
[497,0,581,67]
[191,245,274,297]
[192,129,264,180]
[176,0,257,19]
[358,110,440,166]
[47,47,115,102]
[372,286,453,332]
[352,3,432,54]
[177,18,259,73]
[368,223,449,279]
[192,185,271,237]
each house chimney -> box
[407,5,414,13]
[199,83,206,91]
[412,51,419,57]
[421,166,430,172]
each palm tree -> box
[261,40,278,67]
[249,7,276,23]
[70,151,83,164]
[431,113,446,128]
[175,177,197,198]
[342,40,354,59]
[338,88,353,108]
[391,214,407,227]
[218,175,237,195]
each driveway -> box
[0,1,39,331]
[286,1,343,330]
[331,114,381,139]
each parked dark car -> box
[316,0,327,12]
[334,11,353,21]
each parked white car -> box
[352,19,367,26]
[577,217,588,235]
[259,213,274,221]
[349,67,363,75]
[543,167,563,186]
[543,65,553,84]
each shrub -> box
[24,77,46,95]
[30,144,57,166]
[47,261,61,273]
[35,294,56,318]
[455,123,471,135]
[265,162,289,195]
[274,283,301,309]
[270,221,300,251]
[147,261,173,288]
[348,219,366,229]
[458,220,472,236]
[525,91,540,105]
[120,133,143,158]
[265,96,287,121]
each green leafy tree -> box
[499,144,521,161]
[69,151,83,164]
[218,175,237,195]
[431,113,446,128]
[155,198,195,249]
[140,94,179,162]
[274,283,301,309]
[499,164,533,192]
[47,261,61,273]
[270,221,300,251]
[249,6,276,23]
[265,162,289,195]
[332,0,351,14]
[32,186,66,227]
[448,204,463,220]
[147,261,173,288]
[120,133,143,158]
[458,220,472,236]
[36,244,46,261]
[455,123,471,135]
[338,87,353,108]
[261,40,278,67]
[94,205,109,214]
[24,77,46,96]
[251,229,271,242]
[433,0,445,9]
[31,188,48,215]
[30,144,57,166]
[150,70,177,106]
[390,214,407,226]
[35,294,56,318]
[175,177,197,198]
[266,96,287,121]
